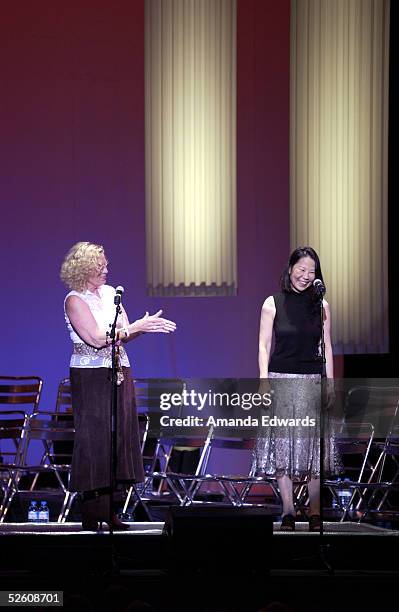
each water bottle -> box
[28,501,38,522]
[338,478,352,511]
[38,501,49,523]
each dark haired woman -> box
[253,246,342,531]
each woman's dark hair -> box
[280,246,325,295]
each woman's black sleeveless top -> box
[269,290,322,375]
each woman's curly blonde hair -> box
[60,242,105,291]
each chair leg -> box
[59,491,77,523]
[122,486,134,515]
[0,487,16,523]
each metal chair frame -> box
[121,412,151,516]
[121,377,190,515]
[29,378,73,492]
[122,424,213,513]
[181,433,281,509]
[133,377,187,495]
[0,409,30,520]
[325,385,399,522]
[1,411,76,523]
[149,427,214,505]
[357,421,399,520]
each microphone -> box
[114,285,125,305]
[313,279,326,297]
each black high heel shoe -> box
[280,514,296,531]
[81,516,100,531]
[106,514,130,531]
[81,491,130,531]
[308,514,321,532]
[81,494,101,531]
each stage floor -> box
[1,519,398,535]
[1,521,399,611]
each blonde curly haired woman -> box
[61,242,176,531]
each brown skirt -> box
[69,367,144,492]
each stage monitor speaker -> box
[163,506,273,574]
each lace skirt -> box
[252,372,343,480]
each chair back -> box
[27,413,75,442]
[151,425,213,477]
[133,377,185,413]
[55,378,73,413]
[344,385,399,441]
[25,412,75,466]
[203,433,257,477]
[208,436,256,452]
[133,377,186,475]
[0,376,42,415]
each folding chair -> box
[122,378,210,517]
[29,378,73,492]
[1,411,76,522]
[0,377,42,513]
[131,378,186,496]
[184,433,281,509]
[122,424,213,515]
[149,426,214,505]
[325,385,399,522]
[356,396,399,520]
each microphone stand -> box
[318,294,326,538]
[317,289,334,573]
[108,296,122,539]
[108,295,152,529]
